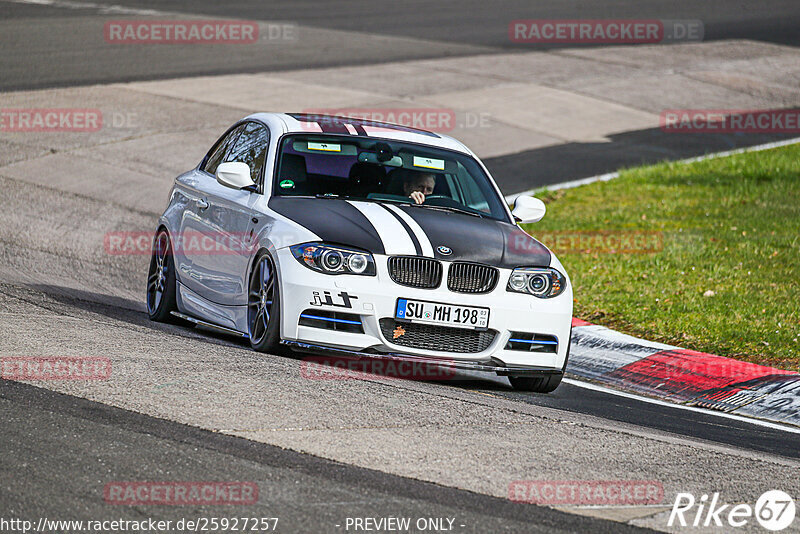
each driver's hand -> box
[409,191,425,204]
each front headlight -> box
[506,267,566,298]
[290,243,376,276]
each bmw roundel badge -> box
[437,245,453,256]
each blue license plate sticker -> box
[395,299,408,318]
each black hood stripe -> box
[346,201,417,256]
[267,197,385,254]
[384,204,435,257]
[377,204,422,256]
[399,205,502,262]
[398,205,551,267]
[267,197,550,266]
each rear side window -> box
[225,122,270,184]
[202,124,245,176]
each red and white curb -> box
[511,140,800,428]
[568,318,800,428]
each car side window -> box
[202,124,245,176]
[225,122,270,184]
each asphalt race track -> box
[1,1,800,532]
[3,0,800,90]
[3,0,797,190]
[1,380,643,534]
[2,280,799,531]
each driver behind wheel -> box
[403,172,436,204]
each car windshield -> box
[272,134,510,221]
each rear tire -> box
[146,229,179,323]
[509,332,571,393]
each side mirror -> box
[216,162,255,190]
[512,195,546,224]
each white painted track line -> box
[563,378,800,434]
[506,136,800,202]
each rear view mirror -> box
[358,152,403,167]
[512,195,546,224]
[216,162,255,190]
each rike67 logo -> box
[669,490,795,531]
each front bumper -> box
[282,340,564,377]
[276,248,573,371]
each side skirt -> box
[170,311,249,338]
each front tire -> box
[509,333,571,393]
[146,229,178,322]
[247,252,282,353]
[509,373,563,393]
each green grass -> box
[522,144,800,370]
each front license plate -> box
[395,298,489,329]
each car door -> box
[173,123,243,302]
[179,121,269,307]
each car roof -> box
[246,112,474,155]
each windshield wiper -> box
[411,204,484,218]
[311,195,484,218]
[370,197,411,205]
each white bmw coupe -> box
[147,113,573,392]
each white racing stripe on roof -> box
[384,204,434,257]
[346,201,417,255]
[299,121,323,133]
